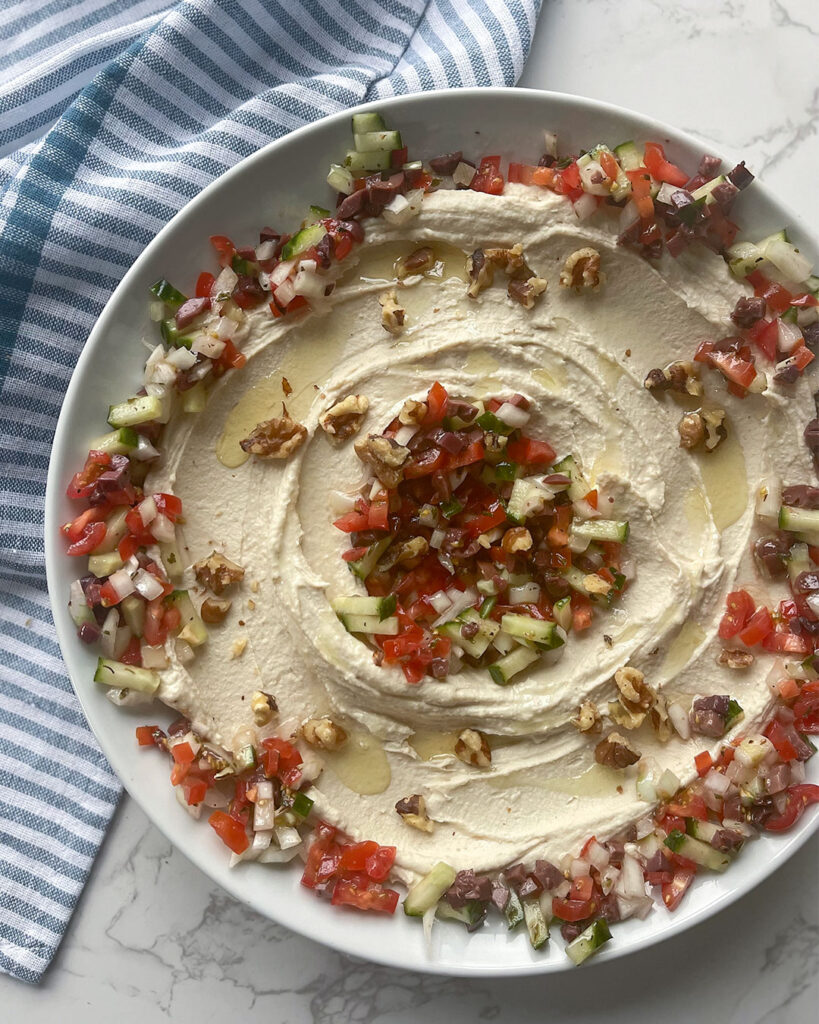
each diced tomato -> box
[143,597,168,647]
[694,751,713,778]
[424,381,449,426]
[196,271,216,297]
[65,519,106,556]
[216,338,247,370]
[210,235,237,267]
[737,606,773,646]
[119,635,142,666]
[135,725,163,747]
[570,875,594,901]
[506,437,556,465]
[764,719,799,762]
[793,681,819,733]
[643,142,689,187]
[66,450,111,500]
[718,590,755,639]
[763,784,819,832]
[208,810,249,854]
[507,162,541,186]
[660,814,687,837]
[714,746,735,770]
[390,145,408,168]
[447,440,484,469]
[747,319,779,361]
[261,736,303,780]
[364,845,396,881]
[183,777,208,805]
[467,500,508,538]
[761,629,812,655]
[560,161,582,190]
[171,741,195,765]
[338,841,378,873]
[571,593,593,632]
[667,791,708,821]
[342,545,368,562]
[551,896,595,922]
[62,505,107,544]
[599,150,619,182]
[118,534,140,561]
[531,165,556,189]
[791,292,819,308]
[791,343,814,372]
[779,599,799,621]
[330,876,399,914]
[777,677,801,701]
[662,868,695,911]
[333,510,370,533]
[153,493,182,522]
[626,168,654,220]
[583,489,598,510]
[707,349,757,389]
[470,155,504,195]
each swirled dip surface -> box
[149,187,815,879]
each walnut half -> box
[595,731,641,769]
[572,700,602,734]
[559,247,604,291]
[455,728,492,767]
[193,551,245,594]
[395,793,434,832]
[717,648,754,669]
[240,406,307,459]
[301,717,348,751]
[644,360,703,397]
[354,434,411,489]
[319,394,369,441]
[379,289,406,335]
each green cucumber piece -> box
[120,594,146,638]
[488,644,540,685]
[354,129,402,153]
[331,594,397,620]
[344,149,392,174]
[561,565,590,595]
[436,900,485,927]
[160,318,195,349]
[507,477,552,524]
[108,394,163,428]
[166,590,208,647]
[779,505,819,536]
[150,279,187,309]
[339,613,399,635]
[664,830,730,871]
[613,141,644,172]
[476,410,515,435]
[87,550,124,577]
[785,542,810,585]
[281,223,327,261]
[500,613,564,651]
[92,507,129,554]
[552,454,590,502]
[403,862,457,917]
[159,538,185,581]
[504,888,524,929]
[439,608,499,658]
[570,519,630,543]
[234,744,256,772]
[94,657,159,694]
[523,898,549,949]
[88,427,139,456]
[348,537,392,580]
[726,240,765,279]
[691,174,727,204]
[351,111,386,134]
[327,163,355,195]
[291,791,314,818]
[553,596,572,632]
[565,919,611,965]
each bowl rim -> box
[44,85,819,976]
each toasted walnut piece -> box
[678,411,706,449]
[607,700,646,730]
[250,690,278,727]
[399,398,427,426]
[572,700,602,734]
[230,636,248,660]
[614,666,655,712]
[301,717,348,751]
[380,536,429,570]
[319,394,369,441]
[717,648,755,669]
[483,432,508,464]
[508,276,548,309]
[466,248,494,298]
[559,247,604,291]
[201,596,232,623]
[240,406,307,459]
[455,728,492,767]
[644,360,702,397]
[193,551,245,595]
[396,246,435,280]
[379,288,406,335]
[354,434,411,489]
[501,526,533,553]
[584,573,612,596]
[649,695,673,742]
[395,793,434,833]
[702,408,728,452]
[485,243,529,277]
[595,731,640,769]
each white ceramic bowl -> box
[45,88,819,975]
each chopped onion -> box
[578,159,610,196]
[755,477,782,523]
[255,240,277,262]
[777,317,804,354]
[258,845,302,864]
[656,768,680,800]
[543,131,558,158]
[328,490,357,515]
[253,799,277,832]
[495,401,530,428]
[429,528,447,550]
[704,768,732,795]
[203,787,229,809]
[141,643,169,669]
[797,305,819,327]
[274,278,296,308]
[211,266,238,299]
[176,785,202,819]
[175,638,195,664]
[569,858,588,879]
[256,781,274,801]
[452,162,475,187]
[618,854,646,899]
[428,590,452,614]
[68,580,89,626]
[509,582,541,605]
[293,269,326,300]
[572,497,600,521]
[113,623,132,660]
[668,701,690,740]
[268,258,297,287]
[762,237,813,283]
[573,191,598,221]
[382,193,413,225]
[216,315,238,340]
[806,593,819,618]
[132,568,165,600]
[99,607,119,659]
[275,826,303,849]
[132,434,160,462]
[166,346,197,369]
[586,838,611,873]
[433,587,477,627]
[106,686,153,708]
[106,568,135,602]
[251,829,273,853]
[619,199,640,234]
[150,513,175,544]
[192,333,226,358]
[635,815,655,839]
[635,774,657,803]
[394,424,419,446]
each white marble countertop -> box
[4,0,818,1019]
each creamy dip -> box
[148,186,815,880]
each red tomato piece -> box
[791,343,814,372]
[738,606,773,646]
[154,492,183,521]
[365,845,396,882]
[208,810,249,854]
[368,492,390,531]
[331,876,399,914]
[764,719,799,762]
[196,271,216,298]
[551,896,595,922]
[135,725,162,747]
[66,450,112,500]
[424,381,449,425]
[718,590,755,639]
[210,235,237,267]
[746,319,779,361]
[183,777,208,805]
[65,520,106,556]
[764,784,819,832]
[599,151,619,181]
[333,510,370,533]
[643,142,689,187]
[119,635,142,666]
[762,629,812,655]
[694,751,713,778]
[338,841,378,874]
[662,868,695,911]
[171,741,195,765]
[470,156,504,195]
[143,597,168,647]
[707,349,757,389]
[507,162,541,186]
[571,875,594,901]
[571,593,593,632]
[506,437,556,465]
[446,440,484,469]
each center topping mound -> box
[332,381,629,685]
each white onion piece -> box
[99,607,119,659]
[150,513,175,544]
[429,528,447,551]
[509,582,541,605]
[268,258,297,287]
[216,315,238,340]
[635,815,655,839]
[275,826,303,849]
[543,130,557,158]
[328,490,357,515]
[203,787,229,809]
[176,785,203,819]
[433,587,477,627]
[113,623,132,660]
[192,334,226,358]
[806,594,819,618]
[778,317,804,354]
[618,854,645,898]
[755,477,782,522]
[369,478,384,501]
[107,569,135,602]
[251,829,273,853]
[258,845,302,864]
[141,643,169,669]
[619,199,640,234]
[293,269,326,300]
[452,162,475,187]
[132,568,165,600]
[166,346,197,369]
[393,424,419,446]
[635,775,657,803]
[428,590,452,614]
[656,768,680,800]
[132,434,160,462]
[569,858,588,879]
[253,800,277,832]
[256,781,274,801]
[138,495,157,526]
[255,239,277,261]
[274,278,296,308]
[572,497,600,521]
[106,685,152,707]
[573,191,598,221]
[175,638,195,664]
[495,401,530,428]
[146,358,176,386]
[383,193,414,225]
[763,237,813,283]
[211,266,238,298]
[578,159,610,196]
[797,305,819,327]
[668,701,690,740]
[68,580,89,625]
[297,258,318,274]
[704,768,732,795]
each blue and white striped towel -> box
[0,0,541,984]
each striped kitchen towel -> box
[0,0,542,984]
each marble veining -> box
[3,0,818,1019]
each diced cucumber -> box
[779,505,819,537]
[561,565,590,595]
[281,223,327,261]
[307,205,331,223]
[160,318,195,349]
[565,919,611,965]
[166,590,208,647]
[331,594,397,620]
[94,657,160,694]
[664,830,730,871]
[344,149,392,174]
[150,279,187,310]
[339,613,399,635]
[440,607,500,658]
[785,541,810,585]
[327,163,355,195]
[120,594,145,638]
[108,394,163,428]
[685,818,723,844]
[436,901,485,927]
[354,129,402,153]
[523,898,549,949]
[403,862,457,917]
[500,613,564,651]
[234,744,256,772]
[507,477,553,524]
[552,454,590,502]
[504,888,524,929]
[726,240,765,279]
[553,596,572,632]
[488,644,540,685]
[88,550,124,577]
[613,141,644,172]
[159,538,185,581]
[351,111,386,134]
[88,426,139,455]
[570,519,629,543]
[691,175,726,204]
[181,380,207,414]
[348,537,392,580]
[476,410,515,436]
[477,578,499,597]
[92,507,129,554]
